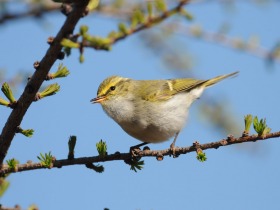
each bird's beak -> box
[90,95,106,104]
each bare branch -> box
[0,0,90,165]
[166,22,280,64]
[0,5,60,24]
[1,131,279,176]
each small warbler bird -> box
[91,72,238,149]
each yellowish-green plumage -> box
[91,71,238,146]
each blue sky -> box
[1,1,280,210]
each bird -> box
[91,71,238,150]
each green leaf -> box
[0,177,10,198]
[155,0,167,12]
[37,83,60,100]
[16,126,34,137]
[147,1,153,17]
[253,116,271,137]
[20,129,34,137]
[96,140,107,157]
[80,25,89,36]
[1,82,16,103]
[28,204,39,210]
[107,31,118,39]
[61,38,80,48]
[6,158,19,171]
[79,54,85,63]
[130,160,144,172]
[37,152,54,168]
[196,151,207,162]
[50,64,70,79]
[244,114,253,134]
[0,97,10,107]
[85,36,112,50]
[87,0,100,11]
[131,10,145,28]
[118,23,129,35]
[180,9,193,21]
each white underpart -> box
[102,87,205,143]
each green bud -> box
[0,177,10,197]
[85,36,112,51]
[96,140,107,157]
[131,10,145,28]
[155,0,167,12]
[180,9,193,21]
[50,64,70,79]
[16,126,34,137]
[79,54,85,63]
[107,31,118,39]
[147,1,153,17]
[61,38,79,48]
[118,23,129,35]
[253,116,271,137]
[1,82,16,103]
[6,158,19,171]
[37,83,60,100]
[37,152,54,168]
[196,151,207,162]
[0,97,10,107]
[21,129,34,137]
[80,25,89,36]
[28,205,39,210]
[87,0,100,11]
[244,114,253,135]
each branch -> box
[166,22,280,64]
[0,205,21,210]
[83,0,191,49]
[95,5,280,64]
[0,0,190,166]
[1,131,279,176]
[114,0,190,42]
[0,0,90,165]
[0,4,60,24]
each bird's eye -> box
[110,86,116,91]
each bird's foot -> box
[169,142,179,158]
[129,142,148,160]
[130,142,148,153]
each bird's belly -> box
[119,95,191,143]
[120,121,179,143]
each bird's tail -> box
[203,71,239,87]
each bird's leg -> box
[130,142,149,150]
[129,142,149,157]
[125,142,149,165]
[170,132,180,157]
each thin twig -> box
[1,131,279,176]
[166,22,280,63]
[84,0,191,49]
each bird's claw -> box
[169,142,179,158]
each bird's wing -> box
[141,79,206,102]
